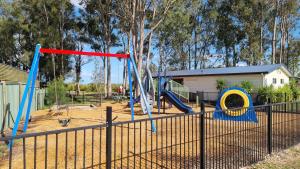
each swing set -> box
[10,44,156,147]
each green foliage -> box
[256,81,300,104]
[256,86,275,104]
[65,83,75,91]
[240,81,254,93]
[0,0,75,81]
[64,83,120,93]
[275,85,293,102]
[216,79,227,92]
[289,79,300,100]
[46,77,67,105]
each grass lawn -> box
[246,143,300,169]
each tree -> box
[82,0,118,97]
[0,0,76,83]
[116,0,176,96]
[287,40,300,76]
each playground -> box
[0,45,299,169]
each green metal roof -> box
[0,63,29,84]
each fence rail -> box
[0,101,299,169]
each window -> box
[272,78,277,84]
[281,79,284,84]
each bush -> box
[216,79,227,92]
[240,81,254,93]
[256,81,300,104]
[275,84,293,102]
[65,83,75,91]
[289,79,300,100]
[46,77,67,105]
[79,85,88,92]
[256,85,275,104]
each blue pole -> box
[129,55,156,132]
[23,53,40,132]
[127,58,134,121]
[9,44,41,148]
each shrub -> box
[46,77,67,105]
[216,79,227,92]
[275,84,293,102]
[79,85,88,91]
[240,81,254,93]
[256,86,275,104]
[65,83,75,91]
[289,79,300,100]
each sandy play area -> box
[0,101,214,169]
[21,101,210,133]
[1,101,298,169]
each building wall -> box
[181,74,264,93]
[264,68,290,88]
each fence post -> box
[267,99,272,155]
[106,106,112,169]
[200,102,205,169]
[284,93,287,112]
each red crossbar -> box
[40,48,130,58]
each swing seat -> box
[58,118,71,127]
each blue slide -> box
[161,90,193,114]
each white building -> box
[154,64,292,93]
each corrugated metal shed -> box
[153,64,292,77]
[0,63,39,86]
[0,63,28,83]
[0,82,45,130]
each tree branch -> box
[144,0,176,41]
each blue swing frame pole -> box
[129,55,156,132]
[9,44,41,147]
[23,53,40,132]
[127,58,134,121]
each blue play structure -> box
[9,44,156,147]
[213,86,257,122]
[157,72,193,114]
[161,90,193,114]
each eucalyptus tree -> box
[0,0,76,83]
[82,0,118,97]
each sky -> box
[69,0,300,84]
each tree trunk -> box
[233,45,237,66]
[136,3,145,97]
[60,0,65,76]
[271,1,278,64]
[75,56,81,95]
[225,47,230,67]
[260,4,264,56]
[103,57,107,97]
[194,29,198,69]
[122,34,129,94]
[107,56,111,97]
[280,16,287,65]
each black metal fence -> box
[0,101,300,169]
